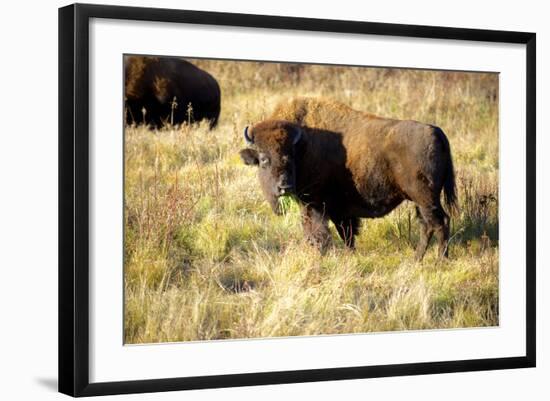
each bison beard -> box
[240,98,457,260]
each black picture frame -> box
[58,3,536,397]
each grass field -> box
[124,59,499,344]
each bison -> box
[239,97,457,260]
[124,56,221,128]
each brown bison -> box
[124,56,221,128]
[239,98,457,260]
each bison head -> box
[239,120,303,215]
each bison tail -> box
[433,126,458,215]
[439,129,458,215]
[444,155,458,215]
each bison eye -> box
[259,154,270,168]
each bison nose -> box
[278,175,294,195]
[277,183,293,195]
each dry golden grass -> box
[124,59,499,344]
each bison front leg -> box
[301,206,332,251]
[331,216,360,248]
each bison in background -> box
[124,56,221,129]
[240,97,457,261]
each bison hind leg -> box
[415,203,450,260]
[331,216,360,248]
[435,207,451,258]
[414,206,434,261]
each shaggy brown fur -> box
[240,97,457,260]
[124,56,221,128]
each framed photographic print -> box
[58,3,536,397]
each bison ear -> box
[239,148,259,166]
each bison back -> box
[125,56,221,128]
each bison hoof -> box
[306,236,332,253]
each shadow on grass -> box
[218,275,257,293]
[452,219,499,245]
[362,214,499,257]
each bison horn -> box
[292,127,302,145]
[244,126,254,145]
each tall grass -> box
[124,60,499,344]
